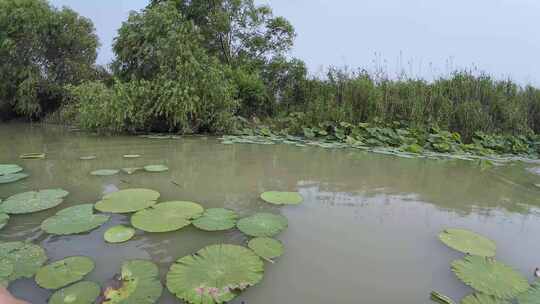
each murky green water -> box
[2,123,540,304]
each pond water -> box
[2,123,540,304]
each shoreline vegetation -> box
[2,0,540,160]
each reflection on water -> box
[2,123,540,304]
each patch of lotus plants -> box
[0,164,29,185]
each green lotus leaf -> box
[144,165,169,172]
[461,293,509,304]
[452,255,529,299]
[35,256,95,290]
[79,156,97,160]
[123,154,141,159]
[102,260,163,304]
[439,228,496,257]
[49,281,101,304]
[430,291,455,304]
[0,164,23,175]
[0,241,47,282]
[20,153,45,159]
[1,189,69,214]
[237,213,288,237]
[104,225,135,243]
[41,204,110,235]
[0,173,29,184]
[192,208,237,231]
[518,280,540,304]
[121,167,142,175]
[166,244,264,304]
[0,212,9,230]
[248,237,284,260]
[131,201,204,233]
[90,169,119,176]
[260,191,303,205]
[0,259,14,281]
[94,189,160,213]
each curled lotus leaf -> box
[430,291,455,304]
[1,189,69,214]
[439,228,496,257]
[123,154,141,159]
[166,244,264,304]
[35,256,95,290]
[0,164,23,175]
[237,213,288,237]
[94,189,160,213]
[143,165,169,173]
[79,156,97,160]
[518,280,540,304]
[90,169,119,176]
[0,241,47,282]
[104,225,135,243]
[131,201,204,233]
[452,255,529,299]
[49,281,101,304]
[461,293,509,304]
[41,204,110,235]
[102,260,163,304]
[192,208,237,231]
[121,167,142,175]
[20,153,45,159]
[0,173,29,184]
[260,191,303,205]
[0,212,9,230]
[248,237,284,260]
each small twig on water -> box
[171,180,182,187]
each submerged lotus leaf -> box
[35,256,95,290]
[123,154,141,159]
[192,208,237,231]
[79,156,96,160]
[237,213,288,237]
[260,191,303,205]
[518,280,540,304]
[452,255,529,299]
[0,212,8,230]
[0,173,29,184]
[144,165,169,172]
[90,169,119,176]
[131,201,204,233]
[121,167,142,175]
[461,293,509,304]
[439,228,496,257]
[20,153,45,159]
[94,189,160,213]
[166,244,264,304]
[42,204,110,235]
[248,237,284,260]
[1,189,69,214]
[104,225,135,243]
[49,281,101,304]
[0,164,23,175]
[0,241,47,281]
[102,260,163,304]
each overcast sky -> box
[49,0,540,85]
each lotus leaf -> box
[90,169,119,176]
[1,189,69,214]
[237,213,288,237]
[94,189,160,213]
[123,154,141,159]
[35,256,95,290]
[104,225,135,243]
[0,164,23,175]
[0,242,47,281]
[260,191,303,205]
[42,204,110,235]
[451,255,529,299]
[0,212,8,230]
[461,293,509,304]
[20,153,45,159]
[192,208,237,231]
[518,280,540,304]
[121,167,141,175]
[430,291,455,304]
[0,173,29,184]
[144,165,169,172]
[131,201,204,232]
[166,244,264,304]
[79,156,97,160]
[248,237,284,260]
[439,228,496,257]
[49,281,101,304]
[102,260,163,304]
[0,260,13,281]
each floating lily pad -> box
[144,165,169,173]
[452,255,529,299]
[0,212,9,230]
[104,225,135,243]
[461,293,509,304]
[237,213,288,237]
[20,153,46,159]
[0,260,13,282]
[192,208,237,231]
[1,189,69,214]
[102,260,163,304]
[439,228,496,257]
[131,201,204,233]
[90,169,119,176]
[166,244,264,304]
[248,237,284,260]
[0,241,47,282]
[0,164,23,175]
[121,167,142,175]
[0,173,29,184]
[123,154,141,159]
[41,204,110,235]
[35,256,95,290]
[260,191,303,205]
[79,156,97,160]
[518,280,540,304]
[94,189,160,213]
[49,281,101,304]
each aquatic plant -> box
[49,281,101,304]
[0,164,23,175]
[143,165,169,173]
[438,228,496,257]
[104,225,136,243]
[35,256,95,290]
[90,169,120,176]
[41,204,110,235]
[430,291,456,304]
[248,237,284,261]
[0,242,47,282]
[0,211,8,230]
[121,167,142,175]
[0,189,69,214]
[461,293,509,304]
[80,156,97,160]
[131,201,204,233]
[518,280,540,304]
[260,191,303,205]
[19,153,46,159]
[0,173,29,184]
[192,208,238,231]
[237,213,288,237]
[123,154,141,159]
[94,189,160,213]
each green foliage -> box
[35,256,95,290]
[192,208,238,232]
[0,241,47,282]
[49,281,101,304]
[438,228,496,257]
[94,189,160,214]
[41,204,110,235]
[131,201,204,233]
[1,189,69,215]
[102,260,163,304]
